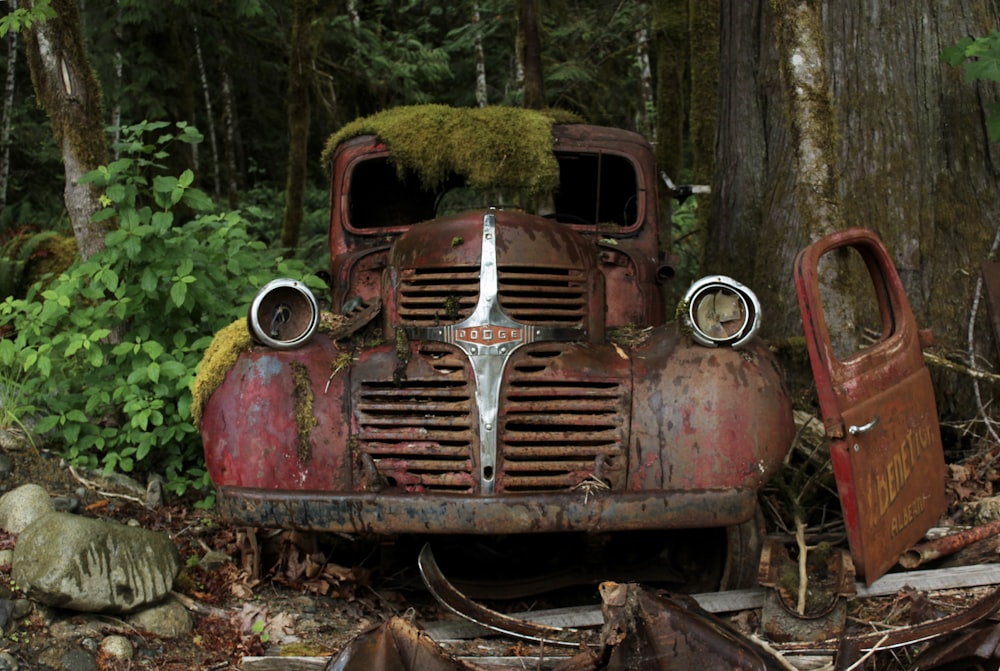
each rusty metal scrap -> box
[910,620,1000,670]
[322,616,474,671]
[417,543,579,646]
[899,519,1000,569]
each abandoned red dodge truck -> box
[194,105,945,587]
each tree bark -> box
[517,0,545,109]
[21,0,109,260]
[0,9,18,217]
[634,4,654,141]
[473,2,487,108]
[711,0,1000,418]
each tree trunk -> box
[21,0,109,260]
[473,2,487,108]
[220,66,239,210]
[652,0,687,186]
[280,0,323,251]
[193,23,220,198]
[711,0,1000,420]
[0,10,18,217]
[634,6,654,141]
[517,0,545,109]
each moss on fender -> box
[321,105,581,198]
[190,319,253,429]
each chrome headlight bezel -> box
[247,278,319,350]
[682,275,761,348]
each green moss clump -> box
[291,362,317,463]
[321,105,578,198]
[190,319,253,428]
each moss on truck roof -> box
[321,105,581,198]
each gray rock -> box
[12,512,179,613]
[0,483,54,533]
[0,454,13,481]
[58,649,97,671]
[99,635,133,661]
[0,651,17,671]
[127,595,193,638]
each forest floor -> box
[3,426,1000,670]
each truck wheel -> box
[720,507,766,590]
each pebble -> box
[99,635,133,661]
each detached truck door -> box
[794,227,946,584]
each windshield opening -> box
[346,151,639,232]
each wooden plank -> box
[241,658,329,671]
[240,655,572,670]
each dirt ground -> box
[3,424,1000,670]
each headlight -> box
[682,275,761,348]
[247,279,319,349]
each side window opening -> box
[553,153,638,228]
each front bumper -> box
[214,486,760,534]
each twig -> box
[967,228,1000,451]
[68,465,147,507]
[795,517,809,615]
[749,633,801,671]
[844,633,890,671]
[922,351,1000,383]
[171,590,232,618]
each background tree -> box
[516,0,544,108]
[21,0,108,260]
[710,0,1000,429]
[280,0,324,251]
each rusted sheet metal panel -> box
[794,228,946,584]
[201,336,352,492]
[630,328,794,494]
[214,487,760,534]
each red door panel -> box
[794,228,945,584]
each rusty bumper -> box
[214,486,759,534]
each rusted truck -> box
[194,105,945,588]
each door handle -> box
[848,416,879,436]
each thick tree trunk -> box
[517,0,545,109]
[711,0,1000,420]
[280,0,323,251]
[653,0,686,183]
[22,0,109,260]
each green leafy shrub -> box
[943,32,1000,140]
[0,121,323,502]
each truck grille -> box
[498,346,627,493]
[397,267,480,326]
[355,369,476,493]
[397,264,587,327]
[354,344,626,495]
[498,266,586,325]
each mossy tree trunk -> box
[709,0,1000,419]
[280,0,324,251]
[517,0,545,109]
[21,0,109,261]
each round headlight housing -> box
[247,279,319,349]
[682,275,761,348]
